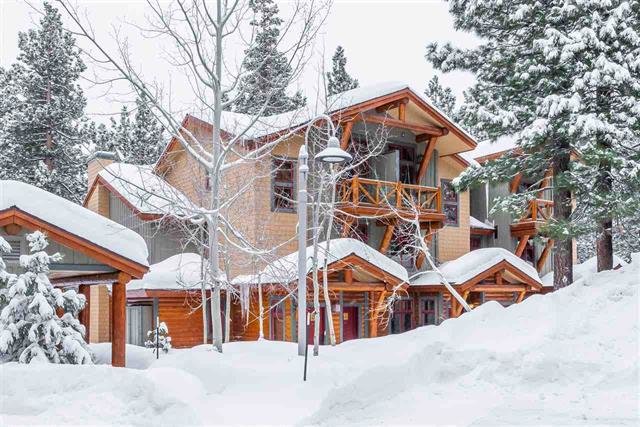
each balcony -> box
[337,176,445,223]
[510,198,554,237]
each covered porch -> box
[0,180,149,366]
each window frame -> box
[271,157,296,213]
[441,178,460,227]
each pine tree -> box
[234,0,306,115]
[0,3,88,203]
[145,321,172,354]
[430,0,640,289]
[129,96,165,164]
[326,46,359,96]
[424,75,457,118]
[0,231,92,364]
[0,237,14,313]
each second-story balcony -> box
[337,176,445,224]
[510,198,554,237]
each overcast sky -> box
[0,0,476,122]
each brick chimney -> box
[86,151,118,217]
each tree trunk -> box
[595,102,614,272]
[200,236,208,344]
[596,219,613,272]
[552,146,574,289]
[258,282,264,340]
[225,286,231,343]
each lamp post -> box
[297,116,352,357]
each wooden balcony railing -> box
[337,176,444,221]
[518,198,554,223]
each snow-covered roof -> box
[470,216,495,230]
[99,163,198,217]
[128,253,203,291]
[231,238,408,285]
[411,248,541,286]
[0,180,149,267]
[541,255,627,287]
[459,135,517,162]
[209,82,476,143]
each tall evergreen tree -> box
[0,3,87,202]
[428,0,640,288]
[424,75,457,118]
[234,0,306,115]
[326,46,359,96]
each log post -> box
[379,224,395,254]
[515,235,530,257]
[111,273,130,367]
[416,137,437,185]
[450,295,459,318]
[78,284,91,342]
[537,239,554,272]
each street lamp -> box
[297,118,352,357]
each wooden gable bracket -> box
[536,238,554,272]
[416,136,438,184]
[340,120,355,150]
[374,97,409,115]
[515,235,530,257]
[509,173,523,194]
[379,223,395,254]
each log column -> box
[78,284,91,341]
[111,273,130,367]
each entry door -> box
[306,307,326,345]
[342,306,359,342]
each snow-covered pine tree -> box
[145,321,172,354]
[129,96,165,164]
[0,231,92,364]
[0,237,14,313]
[326,46,359,96]
[0,3,87,203]
[234,0,306,115]
[429,0,640,289]
[424,75,457,118]
[82,121,113,153]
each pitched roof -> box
[470,216,495,230]
[232,238,408,285]
[0,180,149,272]
[128,253,203,291]
[411,248,541,287]
[96,162,198,219]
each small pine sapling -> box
[0,231,92,364]
[145,321,172,354]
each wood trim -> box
[515,235,530,257]
[398,102,406,122]
[360,114,448,137]
[374,97,409,114]
[537,239,554,272]
[457,260,542,293]
[470,227,495,236]
[51,272,120,286]
[416,137,437,184]
[0,208,148,279]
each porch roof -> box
[0,180,149,275]
[128,253,205,292]
[411,248,542,288]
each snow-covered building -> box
[0,180,149,366]
[83,82,560,347]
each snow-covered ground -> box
[1,263,638,426]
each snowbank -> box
[0,180,148,267]
[541,254,628,287]
[128,253,204,291]
[232,238,408,285]
[1,262,637,425]
[412,247,541,286]
[99,163,197,217]
[90,343,156,369]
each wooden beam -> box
[515,235,530,257]
[370,291,387,338]
[398,102,406,122]
[450,295,459,318]
[416,137,437,184]
[473,284,529,293]
[455,291,470,317]
[379,224,395,254]
[340,120,354,150]
[344,269,353,285]
[3,224,21,235]
[415,230,434,269]
[374,97,409,114]
[495,271,503,286]
[79,285,91,342]
[340,216,355,238]
[537,168,553,198]
[516,290,526,303]
[362,115,448,137]
[536,239,554,272]
[509,173,523,194]
[111,272,130,368]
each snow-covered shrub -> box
[0,231,92,364]
[145,321,172,354]
[0,236,15,312]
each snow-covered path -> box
[1,265,638,426]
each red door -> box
[306,307,326,345]
[342,306,359,342]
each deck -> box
[510,198,554,237]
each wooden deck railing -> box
[518,198,554,223]
[338,176,442,215]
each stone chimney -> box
[86,151,118,217]
[87,151,118,189]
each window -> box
[271,158,296,212]
[390,299,413,334]
[420,297,438,326]
[388,144,416,184]
[441,179,459,226]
